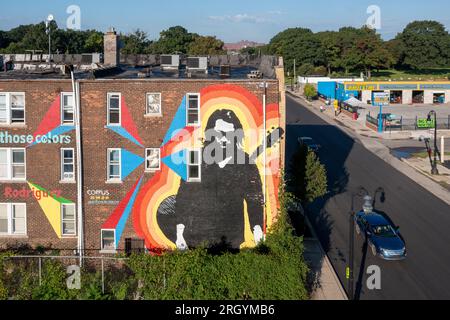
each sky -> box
[1,0,450,43]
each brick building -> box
[0,32,286,256]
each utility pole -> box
[428,111,439,175]
[293,59,296,90]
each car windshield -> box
[371,225,396,238]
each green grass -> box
[412,152,450,159]
[370,69,450,81]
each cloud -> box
[208,13,272,24]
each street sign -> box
[417,118,436,129]
[372,92,390,106]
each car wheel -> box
[355,224,361,235]
[370,243,377,257]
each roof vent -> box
[219,64,230,79]
[187,57,208,74]
[160,55,180,70]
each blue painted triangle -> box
[115,176,144,247]
[162,149,187,181]
[107,126,144,148]
[162,96,187,146]
[121,149,144,180]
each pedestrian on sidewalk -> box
[334,100,339,117]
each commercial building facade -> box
[318,80,450,105]
[0,60,285,255]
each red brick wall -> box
[0,79,281,254]
[0,80,77,251]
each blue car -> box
[355,212,406,261]
[298,137,321,153]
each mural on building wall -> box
[29,96,75,147]
[117,84,283,251]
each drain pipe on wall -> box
[71,70,84,267]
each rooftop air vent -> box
[219,64,231,79]
[187,57,208,73]
[160,55,180,70]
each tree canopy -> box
[268,21,450,78]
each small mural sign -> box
[372,92,390,106]
[416,118,435,129]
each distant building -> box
[224,40,265,53]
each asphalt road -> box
[286,94,450,300]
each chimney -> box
[104,27,119,66]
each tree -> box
[288,145,327,205]
[84,31,104,53]
[297,63,315,76]
[303,84,317,100]
[396,20,450,69]
[304,151,327,204]
[149,26,197,54]
[267,28,325,74]
[188,36,225,55]
[316,31,341,75]
[120,29,152,54]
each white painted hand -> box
[176,224,188,251]
[253,225,264,245]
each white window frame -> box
[107,92,121,126]
[0,203,27,236]
[145,93,162,116]
[61,148,75,182]
[145,148,161,172]
[0,148,26,181]
[107,148,122,182]
[186,93,200,127]
[0,92,26,125]
[187,148,201,182]
[101,229,116,251]
[61,203,76,236]
[61,92,75,126]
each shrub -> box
[304,84,317,100]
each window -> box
[0,148,26,181]
[107,149,121,181]
[61,93,74,125]
[107,93,121,125]
[187,149,201,182]
[61,148,75,182]
[146,93,162,116]
[145,148,161,172]
[101,229,116,251]
[0,93,25,125]
[61,204,76,236]
[0,203,26,235]
[186,93,200,126]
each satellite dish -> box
[47,14,54,22]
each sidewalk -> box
[288,90,450,206]
[304,237,348,300]
[303,214,348,301]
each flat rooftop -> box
[0,60,277,81]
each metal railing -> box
[0,255,129,297]
[366,114,450,132]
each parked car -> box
[355,212,406,261]
[298,137,321,153]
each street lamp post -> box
[348,187,370,300]
[45,14,54,63]
[428,110,439,175]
